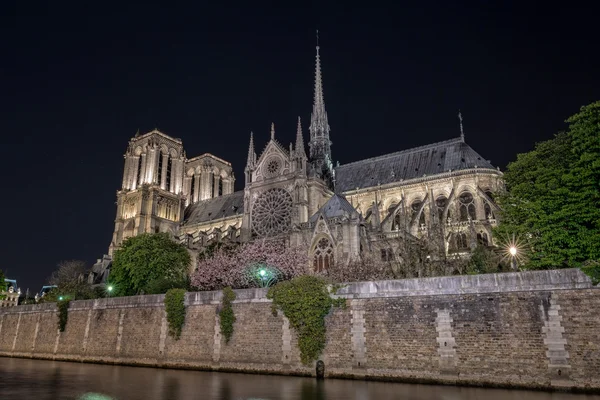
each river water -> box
[1,357,599,400]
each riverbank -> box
[1,269,598,393]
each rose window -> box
[251,188,293,237]
[264,158,282,178]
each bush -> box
[164,288,186,340]
[219,287,236,343]
[144,275,190,295]
[581,261,600,285]
[267,275,345,365]
[57,299,70,332]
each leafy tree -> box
[495,101,600,271]
[466,246,505,275]
[110,233,191,296]
[42,260,95,302]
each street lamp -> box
[509,246,518,270]
[106,285,113,297]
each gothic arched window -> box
[166,157,173,191]
[313,238,334,272]
[477,232,489,246]
[484,202,494,220]
[137,156,144,185]
[157,153,164,185]
[190,175,196,201]
[411,200,425,227]
[435,196,447,222]
[459,192,476,221]
[457,233,469,249]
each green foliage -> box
[581,261,600,285]
[495,101,600,270]
[267,275,345,365]
[110,233,191,296]
[164,288,186,340]
[144,275,190,295]
[57,299,70,332]
[466,246,505,275]
[219,287,236,343]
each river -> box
[1,357,599,400]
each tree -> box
[192,239,308,291]
[43,260,96,301]
[495,101,600,270]
[110,233,191,296]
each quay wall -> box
[1,269,599,392]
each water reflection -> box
[0,357,598,400]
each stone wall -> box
[0,269,598,392]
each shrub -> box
[267,275,345,365]
[219,287,236,343]
[164,288,186,340]
[57,299,70,332]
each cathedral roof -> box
[309,194,358,223]
[334,137,496,192]
[183,191,244,226]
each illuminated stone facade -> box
[98,44,503,279]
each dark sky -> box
[2,2,598,292]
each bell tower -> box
[109,129,186,255]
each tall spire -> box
[270,122,275,140]
[296,116,306,158]
[309,30,333,185]
[458,110,465,142]
[246,131,255,168]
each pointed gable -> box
[309,194,358,223]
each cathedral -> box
[91,44,503,282]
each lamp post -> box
[509,246,518,270]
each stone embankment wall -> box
[0,269,599,392]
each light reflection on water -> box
[1,357,599,400]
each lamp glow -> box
[59,296,63,301]
[107,285,113,292]
[509,246,517,256]
[259,269,266,277]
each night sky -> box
[2,2,598,293]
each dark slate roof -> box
[334,137,495,192]
[183,191,244,226]
[309,194,359,223]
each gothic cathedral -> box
[91,44,503,281]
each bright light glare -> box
[509,246,517,256]
[259,269,266,276]
[107,285,113,292]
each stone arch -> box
[186,168,195,177]
[134,146,143,156]
[169,148,178,158]
[160,144,169,154]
